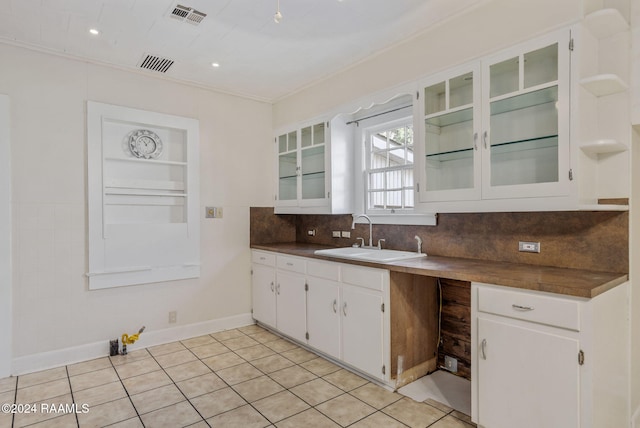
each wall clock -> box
[128,129,163,159]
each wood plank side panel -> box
[390,272,439,381]
[438,278,472,380]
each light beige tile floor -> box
[0,325,476,427]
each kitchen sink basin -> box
[314,247,426,263]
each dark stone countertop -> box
[251,242,628,299]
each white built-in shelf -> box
[580,139,628,155]
[578,204,629,211]
[105,157,187,166]
[580,74,628,97]
[584,8,629,39]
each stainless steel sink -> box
[314,247,426,263]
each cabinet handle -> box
[276,283,280,295]
[473,132,478,150]
[343,302,347,316]
[483,131,488,149]
[286,262,294,266]
[512,304,534,311]
[270,282,274,292]
[481,339,487,360]
[333,299,337,313]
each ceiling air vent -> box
[138,54,174,73]
[170,4,207,25]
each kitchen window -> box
[366,121,414,212]
[350,91,436,226]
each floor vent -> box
[138,54,174,73]
[170,4,206,25]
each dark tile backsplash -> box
[250,207,628,273]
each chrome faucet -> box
[415,235,424,255]
[352,214,373,248]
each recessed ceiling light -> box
[89,28,100,35]
[211,62,220,68]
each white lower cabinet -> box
[251,251,306,343]
[306,276,341,360]
[472,282,629,428]
[341,284,385,379]
[251,263,276,329]
[275,271,307,343]
[252,250,390,382]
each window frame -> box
[364,118,415,214]
[352,96,437,226]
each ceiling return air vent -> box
[170,4,207,25]
[138,54,175,73]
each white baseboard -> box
[11,313,253,376]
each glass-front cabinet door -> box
[481,31,570,199]
[420,64,481,202]
[276,121,328,208]
[300,122,326,201]
[278,131,298,205]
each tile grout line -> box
[64,366,80,428]
[11,377,17,428]
[107,352,147,428]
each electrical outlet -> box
[169,311,177,324]
[307,229,316,236]
[444,356,458,373]
[519,241,541,253]
[341,231,351,238]
[332,231,341,238]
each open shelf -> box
[105,156,187,166]
[580,74,628,97]
[584,8,628,39]
[580,139,628,155]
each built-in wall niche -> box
[87,101,200,290]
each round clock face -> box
[129,130,163,159]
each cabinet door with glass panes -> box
[419,63,481,202]
[276,121,327,208]
[481,30,570,200]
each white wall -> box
[0,43,273,372]
[274,0,581,127]
[0,95,11,377]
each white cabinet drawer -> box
[477,284,580,331]
[252,251,275,266]
[277,255,306,274]
[342,265,386,291]
[307,260,340,281]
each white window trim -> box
[353,98,437,226]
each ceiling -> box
[0,0,482,102]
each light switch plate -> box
[205,207,223,218]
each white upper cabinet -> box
[420,63,481,202]
[418,30,571,206]
[481,31,571,200]
[275,116,354,214]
